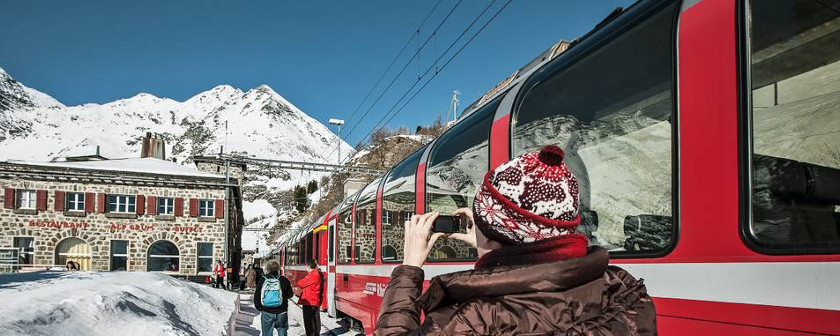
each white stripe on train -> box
[328,262,840,311]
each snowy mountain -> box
[0,66,352,164]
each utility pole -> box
[223,120,231,274]
[329,119,345,165]
[445,90,460,125]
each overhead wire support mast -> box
[197,154,385,176]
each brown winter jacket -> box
[374,247,656,336]
[246,268,257,288]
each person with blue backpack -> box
[254,260,293,336]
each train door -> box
[326,214,338,317]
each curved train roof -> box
[267,0,657,257]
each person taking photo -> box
[374,145,656,335]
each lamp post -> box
[328,118,345,165]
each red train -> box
[273,0,840,334]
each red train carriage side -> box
[271,0,840,334]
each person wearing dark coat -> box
[254,260,294,336]
[375,145,657,336]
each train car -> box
[275,0,840,334]
[282,214,328,304]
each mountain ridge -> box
[0,66,352,165]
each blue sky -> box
[1,0,633,146]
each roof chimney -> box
[140,133,166,160]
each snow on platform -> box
[0,271,238,336]
[234,293,356,336]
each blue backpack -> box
[261,276,283,308]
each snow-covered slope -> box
[0,271,237,336]
[0,66,352,164]
[0,65,355,223]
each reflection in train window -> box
[286,243,299,266]
[512,2,677,254]
[355,179,380,263]
[381,147,425,262]
[425,97,500,261]
[747,0,840,253]
[336,195,356,265]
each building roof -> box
[0,157,224,179]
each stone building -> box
[0,153,243,277]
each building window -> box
[382,211,392,226]
[108,195,136,213]
[382,245,398,261]
[66,192,85,212]
[157,197,174,215]
[197,243,213,272]
[198,200,215,217]
[148,241,179,272]
[110,240,128,271]
[745,0,840,253]
[13,237,34,267]
[56,237,91,270]
[17,190,36,209]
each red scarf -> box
[475,234,589,269]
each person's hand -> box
[403,212,445,268]
[449,208,477,248]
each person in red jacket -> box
[296,259,322,336]
[213,259,227,290]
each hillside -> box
[0,66,355,235]
[0,66,352,164]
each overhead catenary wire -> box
[326,0,492,164]
[342,0,443,126]
[337,0,464,141]
[348,0,512,157]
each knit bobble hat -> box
[472,145,581,245]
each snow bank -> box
[0,271,237,336]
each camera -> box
[432,215,461,233]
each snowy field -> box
[0,271,238,336]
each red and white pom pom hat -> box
[472,145,581,245]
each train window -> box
[745,0,840,253]
[304,234,312,264]
[337,210,353,264]
[380,147,425,262]
[298,240,304,265]
[286,244,299,266]
[355,179,381,263]
[511,2,677,255]
[425,97,500,261]
[328,226,334,263]
[336,194,357,265]
[314,232,320,263]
